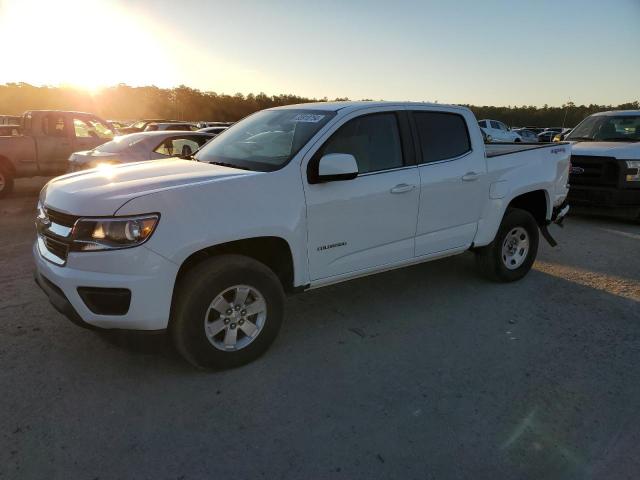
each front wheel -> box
[475,208,539,282]
[171,255,285,369]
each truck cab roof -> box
[270,101,466,114]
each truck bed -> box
[485,142,570,158]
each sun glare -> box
[0,0,177,90]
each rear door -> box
[303,109,420,281]
[35,113,75,175]
[411,109,488,256]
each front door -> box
[304,111,420,281]
[71,115,114,153]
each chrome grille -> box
[45,208,79,228]
[36,207,78,266]
[569,155,619,187]
[43,236,69,261]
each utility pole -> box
[562,97,571,129]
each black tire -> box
[171,254,285,369]
[0,164,14,199]
[475,208,539,282]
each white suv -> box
[478,119,522,142]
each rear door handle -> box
[390,183,416,194]
[462,172,481,182]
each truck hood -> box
[571,141,640,159]
[44,159,255,216]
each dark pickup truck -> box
[0,110,114,197]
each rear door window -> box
[413,111,471,164]
[44,115,68,137]
[490,121,501,130]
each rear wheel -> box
[0,164,14,199]
[171,254,284,369]
[476,208,539,282]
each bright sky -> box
[1,0,638,106]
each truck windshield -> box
[567,115,640,142]
[194,109,336,171]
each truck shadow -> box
[91,243,638,373]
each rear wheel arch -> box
[505,189,549,225]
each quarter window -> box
[413,112,471,163]
[319,113,404,174]
[154,137,206,156]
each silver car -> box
[68,131,214,171]
[512,128,539,143]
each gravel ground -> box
[1,178,639,480]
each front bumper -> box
[568,185,640,218]
[33,242,179,331]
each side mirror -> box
[316,153,358,182]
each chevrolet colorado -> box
[34,102,570,368]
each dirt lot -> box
[1,178,639,480]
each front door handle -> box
[390,183,416,194]
[462,172,481,182]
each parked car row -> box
[2,106,638,225]
[479,121,574,144]
[0,111,230,196]
[115,119,233,135]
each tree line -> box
[1,83,638,128]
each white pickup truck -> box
[564,110,640,219]
[34,102,570,368]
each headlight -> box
[71,214,159,251]
[625,160,640,182]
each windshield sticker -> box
[292,113,325,123]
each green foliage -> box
[0,83,637,126]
